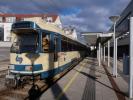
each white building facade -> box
[63,26,78,40]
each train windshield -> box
[11,33,38,53]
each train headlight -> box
[9,65,15,70]
[25,66,32,71]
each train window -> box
[61,38,83,51]
[11,34,38,53]
[61,40,67,51]
[73,44,76,51]
[54,37,58,61]
[72,43,74,51]
[42,34,50,53]
[67,42,70,51]
[69,42,73,51]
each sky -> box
[0,0,131,32]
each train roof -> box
[12,17,86,47]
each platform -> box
[40,57,129,100]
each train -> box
[5,17,87,87]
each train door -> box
[54,34,61,63]
[49,33,61,75]
[54,36,58,62]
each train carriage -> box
[5,18,87,87]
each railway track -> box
[0,59,9,78]
[0,69,8,78]
[0,58,83,100]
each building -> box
[0,14,62,41]
[109,0,133,47]
[63,26,78,40]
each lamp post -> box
[109,16,120,77]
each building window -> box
[5,17,16,23]
[46,17,53,23]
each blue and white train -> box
[5,18,87,86]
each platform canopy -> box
[81,32,102,46]
[81,32,113,46]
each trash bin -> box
[123,54,129,75]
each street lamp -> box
[109,15,120,77]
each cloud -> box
[60,0,131,32]
[0,0,131,32]
[0,5,11,13]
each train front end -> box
[5,21,43,87]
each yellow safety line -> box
[56,63,84,100]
